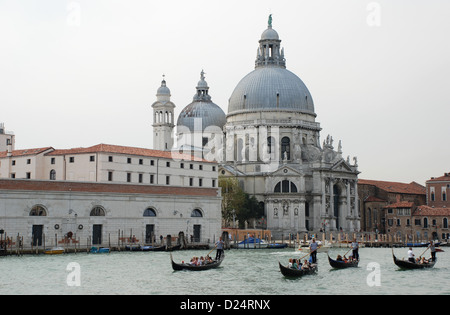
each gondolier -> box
[430,241,436,262]
[309,238,319,263]
[215,237,224,261]
[351,238,359,261]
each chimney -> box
[6,139,12,157]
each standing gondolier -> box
[310,238,318,264]
[351,238,359,261]
[429,241,436,262]
[215,237,224,261]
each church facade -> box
[160,17,361,237]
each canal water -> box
[0,247,449,295]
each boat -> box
[278,262,318,278]
[166,244,181,251]
[237,237,269,249]
[296,241,331,254]
[328,254,359,269]
[90,247,110,253]
[406,241,441,247]
[392,250,437,270]
[170,253,224,271]
[44,247,64,255]
[141,245,166,251]
[267,243,288,249]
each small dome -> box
[261,27,279,41]
[177,101,226,132]
[177,70,226,132]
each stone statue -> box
[268,14,272,28]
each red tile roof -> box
[415,205,450,216]
[427,173,450,183]
[358,179,426,195]
[384,201,414,209]
[0,179,219,197]
[0,147,53,158]
[364,196,387,203]
[46,143,213,163]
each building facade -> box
[426,172,450,208]
[0,179,221,248]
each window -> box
[108,156,113,162]
[166,176,170,185]
[51,158,55,165]
[139,173,143,183]
[415,219,421,226]
[69,157,75,163]
[274,180,298,193]
[444,218,449,229]
[190,164,194,169]
[191,209,203,217]
[30,205,47,216]
[212,179,216,188]
[108,172,113,182]
[11,160,15,166]
[26,172,31,179]
[27,159,31,164]
[166,161,170,167]
[50,170,56,180]
[281,137,290,160]
[180,163,184,169]
[143,208,157,217]
[90,155,95,162]
[127,158,132,164]
[199,165,203,170]
[199,178,203,187]
[139,159,143,165]
[189,178,193,186]
[150,174,154,184]
[424,218,429,228]
[90,206,106,216]
[150,160,154,166]
[212,166,216,172]
[127,173,131,183]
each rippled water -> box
[1,247,449,295]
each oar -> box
[205,243,218,258]
[419,246,430,258]
[299,248,317,261]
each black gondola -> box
[170,253,224,271]
[278,262,318,278]
[392,250,436,270]
[328,255,359,269]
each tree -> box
[219,177,265,228]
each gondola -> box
[328,255,359,269]
[170,253,224,271]
[278,262,318,278]
[392,250,437,270]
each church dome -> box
[228,67,314,116]
[227,17,315,117]
[177,70,226,132]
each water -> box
[1,247,449,295]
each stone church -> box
[154,17,360,237]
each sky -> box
[0,0,449,186]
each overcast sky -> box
[1,0,449,186]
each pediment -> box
[331,159,354,173]
[270,165,303,177]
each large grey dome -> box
[177,70,226,132]
[227,66,315,116]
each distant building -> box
[358,179,426,233]
[426,172,450,208]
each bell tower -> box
[152,76,175,151]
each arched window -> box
[49,170,56,180]
[281,137,290,160]
[443,218,449,229]
[30,205,47,216]
[274,180,298,193]
[423,217,428,228]
[90,206,106,216]
[191,209,203,217]
[143,208,157,217]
